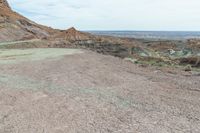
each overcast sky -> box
[8,0,200,31]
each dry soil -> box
[0,48,200,133]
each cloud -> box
[8,0,200,30]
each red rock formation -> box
[0,0,56,41]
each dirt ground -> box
[0,48,200,133]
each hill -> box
[0,0,57,41]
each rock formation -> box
[0,0,55,41]
[0,0,10,8]
[54,27,94,41]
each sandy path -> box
[0,49,200,133]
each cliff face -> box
[0,0,10,8]
[0,0,56,41]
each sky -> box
[8,0,200,31]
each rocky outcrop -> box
[0,0,56,42]
[179,56,200,67]
[0,0,10,8]
[54,27,94,41]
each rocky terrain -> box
[0,1,200,132]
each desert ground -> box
[1,1,200,132]
[0,48,199,133]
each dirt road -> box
[0,48,200,133]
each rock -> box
[124,58,138,63]
[184,65,192,72]
[179,56,200,67]
[0,0,10,8]
[168,49,176,55]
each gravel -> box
[0,49,200,133]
